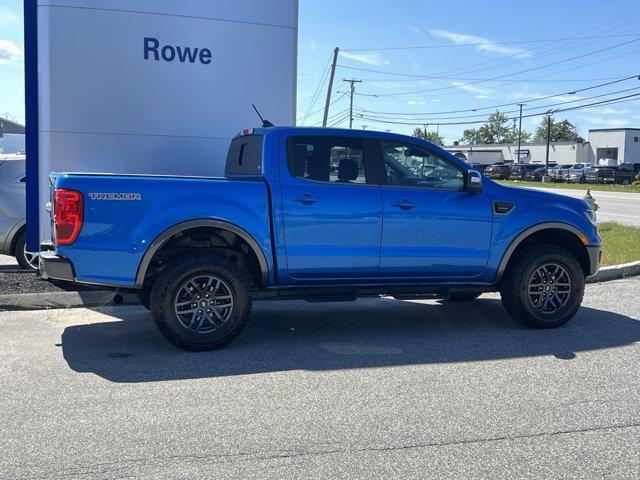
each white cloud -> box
[476,95,490,99]
[581,117,630,128]
[452,81,493,97]
[406,100,426,105]
[309,37,317,51]
[510,91,583,102]
[432,99,441,102]
[369,81,403,90]
[0,7,19,25]
[430,29,532,59]
[340,51,387,66]
[582,107,631,115]
[0,39,23,65]
[409,26,423,35]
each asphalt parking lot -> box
[1,278,638,479]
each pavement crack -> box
[19,421,640,479]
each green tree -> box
[533,117,584,143]
[412,127,444,145]
[461,110,529,145]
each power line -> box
[300,92,349,122]
[346,37,640,98]
[355,92,640,127]
[298,53,333,124]
[341,33,640,52]
[356,86,640,122]
[377,13,640,82]
[355,74,640,116]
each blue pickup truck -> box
[41,127,601,351]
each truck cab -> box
[41,127,601,351]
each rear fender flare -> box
[134,219,269,288]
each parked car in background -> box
[0,154,38,270]
[564,163,592,183]
[470,163,490,174]
[484,163,512,180]
[508,163,541,181]
[614,162,640,184]
[548,164,573,182]
[525,167,546,182]
[585,165,618,185]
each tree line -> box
[412,110,584,146]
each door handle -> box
[293,193,319,205]
[391,199,417,210]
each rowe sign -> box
[144,37,212,64]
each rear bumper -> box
[586,245,601,277]
[39,250,75,282]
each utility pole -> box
[517,104,525,162]
[322,47,340,127]
[343,78,361,129]
[423,123,429,140]
[543,111,553,182]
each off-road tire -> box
[135,287,151,310]
[150,254,251,351]
[500,244,584,328]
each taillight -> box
[53,188,83,245]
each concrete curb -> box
[586,260,640,284]
[0,291,139,311]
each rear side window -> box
[287,137,370,184]
[225,135,263,176]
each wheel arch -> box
[495,222,592,283]
[134,219,269,289]
[7,219,26,256]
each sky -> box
[1,0,639,143]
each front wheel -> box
[500,245,584,328]
[150,254,251,351]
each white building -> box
[587,128,640,165]
[27,0,298,245]
[447,141,590,165]
[446,127,640,166]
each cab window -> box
[288,137,370,184]
[381,140,464,190]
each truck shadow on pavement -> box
[61,297,640,383]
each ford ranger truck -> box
[41,127,601,351]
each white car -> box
[564,163,591,183]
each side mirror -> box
[466,170,482,194]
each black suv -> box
[585,165,618,184]
[484,163,512,180]
[509,163,542,180]
[614,162,640,184]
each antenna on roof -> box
[252,104,274,128]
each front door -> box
[279,136,382,279]
[378,139,493,278]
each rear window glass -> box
[225,135,263,176]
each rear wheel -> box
[500,244,584,328]
[14,231,39,270]
[150,254,251,351]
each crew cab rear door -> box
[377,139,493,278]
[279,136,382,279]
